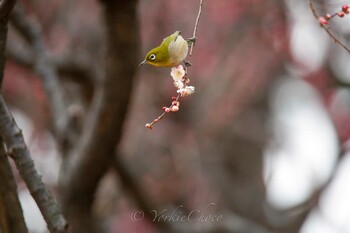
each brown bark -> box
[61,1,140,232]
[0,141,28,233]
[0,93,68,233]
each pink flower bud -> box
[319,16,328,25]
[145,123,152,129]
[164,108,171,113]
[338,12,345,17]
[342,5,349,13]
[172,101,180,106]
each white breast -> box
[168,35,188,65]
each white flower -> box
[173,80,184,89]
[170,65,185,81]
[177,86,195,97]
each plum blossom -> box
[177,86,195,97]
[145,65,195,129]
[174,80,184,89]
[170,65,186,81]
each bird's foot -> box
[186,37,197,46]
[184,61,192,67]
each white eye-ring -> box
[149,54,156,60]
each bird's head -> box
[139,46,169,67]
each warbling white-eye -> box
[139,31,192,67]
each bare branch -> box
[0,2,28,232]
[6,44,95,94]
[60,1,140,232]
[307,0,350,53]
[0,0,16,22]
[0,93,68,233]
[10,4,70,140]
[0,0,15,87]
[0,141,28,233]
[189,0,204,56]
[50,55,96,85]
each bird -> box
[139,31,194,67]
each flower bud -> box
[171,106,179,112]
[319,16,328,25]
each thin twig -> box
[146,93,181,129]
[307,0,350,53]
[190,0,204,56]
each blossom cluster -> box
[319,5,349,26]
[145,65,195,129]
[171,65,195,97]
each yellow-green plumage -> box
[140,31,188,67]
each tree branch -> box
[10,4,70,141]
[307,0,350,53]
[6,43,95,88]
[0,0,16,22]
[0,2,28,232]
[189,0,203,56]
[61,0,140,232]
[0,0,16,87]
[0,93,68,233]
[0,141,28,233]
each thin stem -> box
[190,0,204,56]
[146,93,181,129]
[307,0,350,53]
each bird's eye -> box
[149,54,156,60]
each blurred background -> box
[4,0,350,232]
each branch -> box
[50,55,96,85]
[0,0,16,87]
[10,4,70,141]
[0,0,16,22]
[307,0,350,53]
[6,44,95,104]
[6,44,96,88]
[0,93,68,233]
[189,0,203,56]
[60,1,140,232]
[0,141,28,233]
[0,2,28,232]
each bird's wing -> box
[174,31,181,42]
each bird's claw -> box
[186,37,197,45]
[184,61,192,67]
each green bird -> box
[140,31,193,67]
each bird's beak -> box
[139,60,146,67]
